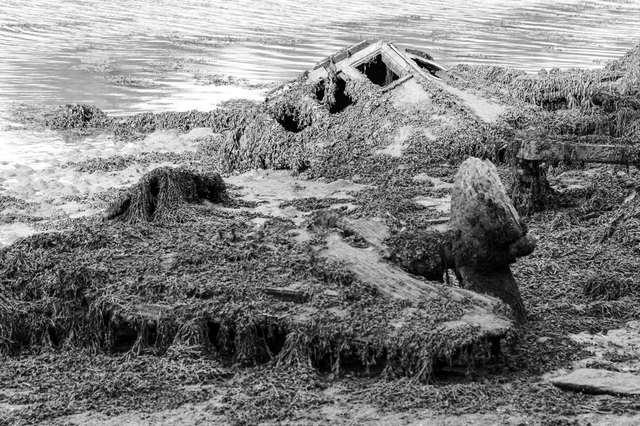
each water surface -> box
[1,0,639,162]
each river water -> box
[1,0,640,163]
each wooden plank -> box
[326,218,505,306]
[518,140,640,166]
[404,52,449,73]
[312,40,371,70]
[307,66,328,82]
[381,74,413,92]
[387,43,442,83]
[379,43,414,77]
[320,220,512,336]
[338,63,366,81]
[344,41,385,68]
[264,287,310,303]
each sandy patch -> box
[225,170,368,203]
[376,126,437,158]
[0,223,39,247]
[0,128,214,246]
[568,320,640,373]
[222,169,370,225]
[430,113,457,128]
[392,78,433,110]
[437,83,506,123]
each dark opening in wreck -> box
[276,112,308,133]
[356,53,400,87]
[315,75,354,114]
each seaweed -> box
[451,42,640,141]
[103,167,226,223]
[385,228,452,282]
[5,40,640,426]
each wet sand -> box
[0,128,210,246]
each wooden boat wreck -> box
[1,40,539,380]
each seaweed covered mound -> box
[210,67,513,181]
[46,103,113,130]
[111,102,262,140]
[451,41,640,141]
[9,99,264,142]
[8,103,114,131]
[605,41,640,93]
[104,166,226,223]
[0,213,508,383]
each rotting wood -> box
[450,157,535,324]
[514,140,640,213]
[263,287,310,303]
[321,217,513,337]
[381,74,414,93]
[518,140,640,166]
[312,40,371,71]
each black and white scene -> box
[2,0,640,424]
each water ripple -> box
[0,0,639,158]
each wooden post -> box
[450,158,536,324]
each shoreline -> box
[2,41,640,425]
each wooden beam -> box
[518,140,640,166]
[312,40,371,70]
[263,287,310,303]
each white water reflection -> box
[0,0,639,163]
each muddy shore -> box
[2,42,640,425]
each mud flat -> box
[2,41,640,425]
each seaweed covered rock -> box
[112,104,262,140]
[450,157,535,323]
[9,103,114,131]
[46,103,113,129]
[104,167,225,223]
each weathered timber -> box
[513,159,554,214]
[450,157,535,324]
[514,139,640,213]
[518,140,640,166]
[312,40,371,71]
[322,216,513,337]
[263,287,310,303]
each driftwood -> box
[122,160,531,370]
[518,140,640,167]
[322,216,512,337]
[450,157,535,324]
[514,139,640,212]
[263,287,310,303]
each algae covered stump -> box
[450,158,535,324]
